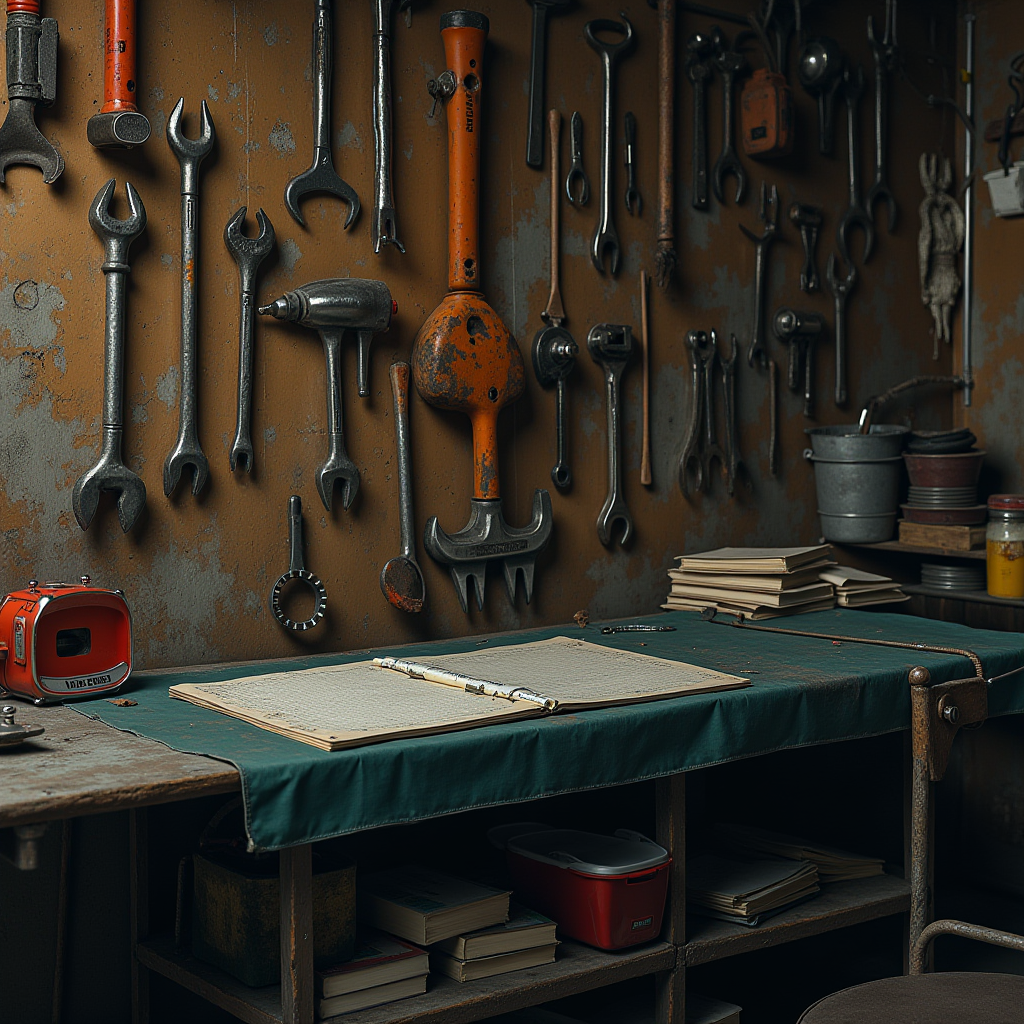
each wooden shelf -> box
[683,874,910,967]
[844,541,986,561]
[902,585,1024,608]
[138,936,676,1024]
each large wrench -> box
[826,251,857,407]
[677,330,704,496]
[589,323,634,546]
[585,14,634,275]
[284,0,360,229]
[685,31,716,211]
[837,65,874,266]
[867,0,898,233]
[164,98,214,498]
[699,329,726,487]
[72,180,147,533]
[224,206,275,474]
[739,182,778,367]
[712,44,747,205]
[720,333,744,496]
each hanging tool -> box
[380,362,426,613]
[678,330,705,496]
[164,98,215,499]
[789,202,822,292]
[260,279,396,511]
[0,0,62,182]
[797,36,843,157]
[996,52,1024,174]
[654,0,677,287]
[270,496,327,632]
[414,11,552,612]
[224,206,275,474]
[585,13,635,275]
[826,251,856,407]
[740,2,794,159]
[698,328,726,489]
[837,66,874,266]
[87,0,150,149]
[720,332,744,496]
[565,111,590,205]
[589,324,634,546]
[532,109,578,492]
[768,357,778,475]
[685,30,717,213]
[740,181,778,367]
[773,307,825,418]
[866,0,898,233]
[284,0,359,229]
[525,0,573,169]
[639,270,652,487]
[72,179,147,533]
[919,153,965,360]
[624,111,641,215]
[712,38,747,205]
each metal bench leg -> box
[130,808,150,1024]
[655,774,685,1024]
[280,843,314,1024]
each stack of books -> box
[686,852,820,927]
[315,931,428,1019]
[662,546,837,620]
[819,565,908,608]
[714,824,885,883]
[429,902,557,982]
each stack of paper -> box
[662,546,837,620]
[714,824,885,883]
[820,565,908,608]
[687,853,820,927]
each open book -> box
[169,636,749,751]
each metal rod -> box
[962,13,975,407]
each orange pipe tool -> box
[87,0,150,148]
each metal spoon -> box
[798,36,845,156]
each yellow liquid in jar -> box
[987,539,1024,598]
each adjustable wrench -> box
[837,65,874,266]
[164,98,214,498]
[585,14,634,275]
[685,31,716,211]
[699,329,726,488]
[712,43,747,206]
[224,206,275,474]
[826,251,857,407]
[720,333,744,496]
[867,0,898,233]
[739,182,778,367]
[678,330,704,496]
[588,323,634,546]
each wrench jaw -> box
[284,156,361,231]
[372,205,405,255]
[163,442,210,499]
[72,455,147,534]
[591,228,622,276]
[866,182,898,234]
[0,99,64,184]
[316,451,361,513]
[165,98,215,181]
[596,503,633,548]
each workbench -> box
[4,609,1024,1024]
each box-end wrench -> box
[712,43,747,206]
[270,495,327,632]
[685,30,717,211]
[589,323,634,546]
[826,251,857,407]
[740,182,778,368]
[837,65,874,266]
[164,98,214,498]
[585,14,634,275]
[72,179,147,532]
[720,333,745,496]
[678,329,705,497]
[224,206,275,474]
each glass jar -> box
[986,495,1024,599]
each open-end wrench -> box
[585,14,634,275]
[565,111,590,205]
[826,251,857,407]
[525,0,573,169]
[867,0,898,233]
[72,180,147,533]
[589,323,634,546]
[837,65,874,266]
[685,30,717,211]
[164,98,214,498]
[739,181,778,367]
[224,206,275,474]
[624,111,641,215]
[720,333,744,495]
[284,0,360,229]
[678,329,704,496]
[712,43,747,206]
[699,328,726,488]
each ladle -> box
[798,36,844,156]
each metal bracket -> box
[909,666,988,783]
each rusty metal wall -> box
[0,0,955,671]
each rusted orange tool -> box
[87,0,150,148]
[413,11,552,613]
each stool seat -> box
[798,972,1024,1023]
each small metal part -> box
[0,705,45,748]
[426,69,456,120]
[624,111,641,215]
[740,182,779,367]
[712,42,747,205]
[574,609,590,627]
[270,496,327,632]
[600,624,676,634]
[565,111,590,205]
[773,306,826,418]
[789,203,823,293]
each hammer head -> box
[87,110,151,150]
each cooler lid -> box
[506,828,669,876]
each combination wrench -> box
[720,333,745,496]
[712,43,747,205]
[685,31,717,211]
[739,182,778,367]
[826,252,857,407]
[837,65,874,266]
[588,323,634,546]
[866,0,898,233]
[699,329,726,488]
[585,14,634,275]
[678,330,704,496]
[224,206,275,474]
[164,98,214,498]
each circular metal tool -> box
[270,496,327,632]
[0,705,44,748]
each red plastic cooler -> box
[503,828,671,950]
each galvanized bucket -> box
[805,425,909,543]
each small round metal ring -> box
[270,569,327,632]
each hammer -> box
[87,0,150,149]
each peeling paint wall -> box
[0,0,955,671]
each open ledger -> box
[169,636,750,751]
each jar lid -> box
[989,494,1024,510]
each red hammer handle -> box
[102,0,139,113]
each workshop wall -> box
[0,0,956,671]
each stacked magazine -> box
[819,565,908,608]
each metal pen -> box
[373,657,558,711]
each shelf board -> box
[903,584,1024,608]
[843,541,986,561]
[138,936,675,1024]
[684,874,910,967]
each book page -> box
[170,663,539,751]
[415,636,749,709]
